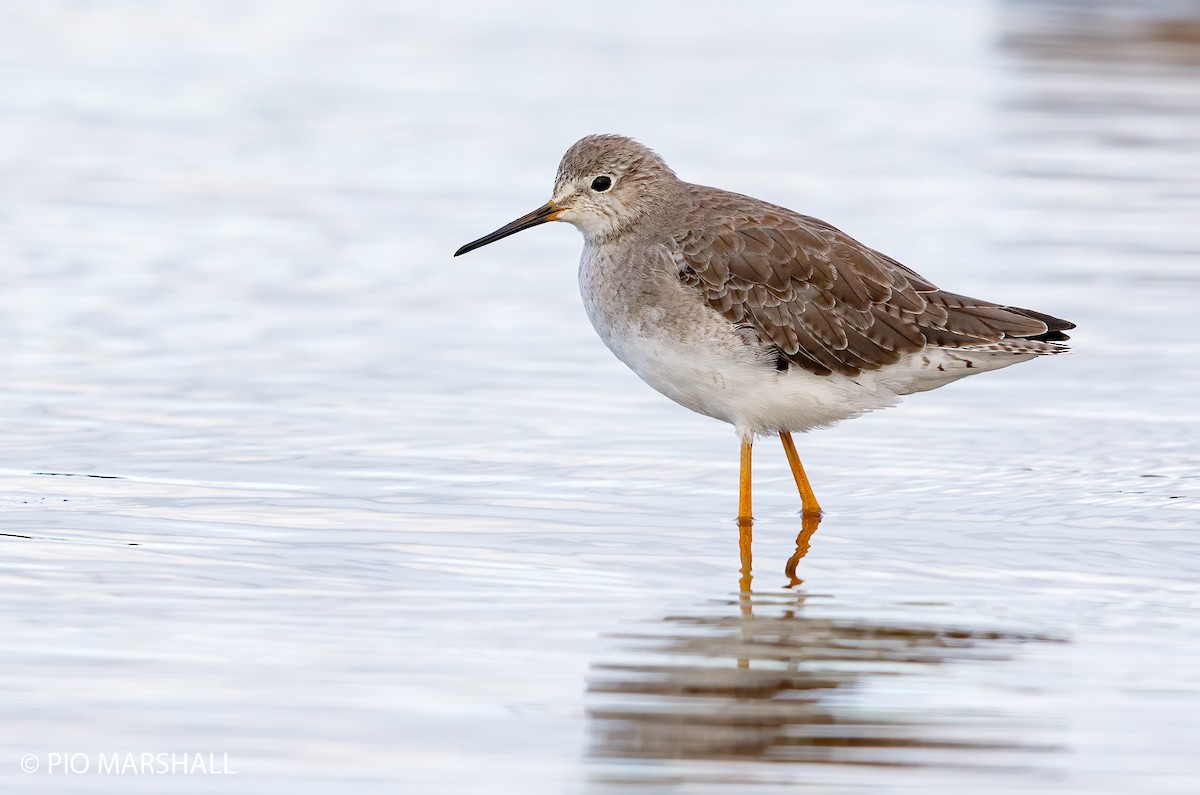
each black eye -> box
[591,175,612,192]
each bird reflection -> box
[588,514,1064,773]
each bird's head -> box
[454,134,678,256]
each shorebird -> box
[454,135,1073,523]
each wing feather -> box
[675,186,1074,377]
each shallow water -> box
[1,1,1199,793]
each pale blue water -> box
[1,1,1198,793]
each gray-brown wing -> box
[675,191,1072,377]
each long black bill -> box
[453,202,558,257]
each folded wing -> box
[676,189,1074,378]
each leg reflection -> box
[737,522,754,668]
[784,513,822,588]
[737,521,753,598]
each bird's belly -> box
[579,272,899,436]
[616,334,904,435]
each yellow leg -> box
[780,430,822,516]
[737,437,753,526]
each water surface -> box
[1,1,1198,793]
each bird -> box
[454,135,1074,524]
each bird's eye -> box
[591,175,612,192]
